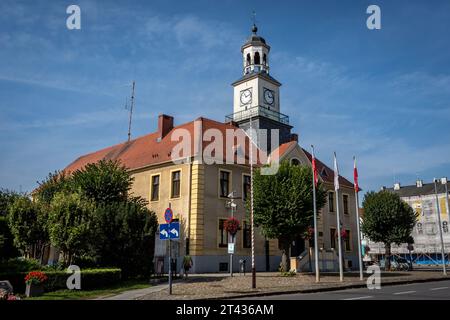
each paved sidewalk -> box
[143,271,449,300]
[97,271,450,300]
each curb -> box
[204,276,450,300]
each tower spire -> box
[252,11,257,34]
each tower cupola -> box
[241,24,271,75]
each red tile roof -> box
[64,117,262,173]
[301,148,354,189]
[64,116,354,190]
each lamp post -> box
[442,177,449,268]
[227,191,239,277]
[433,178,447,275]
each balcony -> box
[225,105,289,125]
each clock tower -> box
[226,23,293,152]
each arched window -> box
[254,52,260,65]
[291,158,300,166]
[246,53,251,66]
[263,53,267,65]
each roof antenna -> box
[127,81,135,142]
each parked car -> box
[377,257,411,271]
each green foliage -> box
[0,268,121,293]
[0,189,21,259]
[362,190,418,271]
[8,160,158,278]
[280,270,296,277]
[7,196,49,259]
[252,161,327,272]
[71,160,132,204]
[34,171,70,205]
[48,192,95,264]
[0,258,41,273]
[0,216,20,260]
[362,190,418,245]
[252,161,327,242]
[0,189,21,217]
[92,199,158,278]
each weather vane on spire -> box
[251,10,258,34]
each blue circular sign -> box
[164,208,173,223]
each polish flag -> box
[353,156,360,193]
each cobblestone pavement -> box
[135,271,449,300]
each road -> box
[244,280,450,300]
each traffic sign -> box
[159,222,180,240]
[159,224,170,240]
[164,208,173,223]
[228,243,235,254]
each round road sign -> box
[164,208,173,223]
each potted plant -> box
[223,217,240,237]
[24,271,48,297]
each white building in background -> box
[367,179,450,264]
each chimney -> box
[416,179,423,188]
[157,114,174,141]
[290,133,298,142]
[394,182,401,190]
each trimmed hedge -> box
[0,268,121,294]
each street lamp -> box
[226,191,240,277]
[433,178,447,275]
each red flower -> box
[335,229,348,239]
[24,271,48,285]
[223,217,240,236]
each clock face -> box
[240,89,252,105]
[264,89,274,105]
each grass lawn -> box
[24,279,152,300]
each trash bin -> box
[239,259,246,276]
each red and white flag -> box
[353,156,360,193]
[333,152,339,191]
[311,145,319,187]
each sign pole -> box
[230,198,234,277]
[168,203,173,295]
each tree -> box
[33,171,70,205]
[48,192,95,265]
[362,190,418,271]
[0,189,21,260]
[7,196,49,261]
[91,197,158,278]
[252,161,327,271]
[71,160,132,204]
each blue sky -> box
[1,0,449,197]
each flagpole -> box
[311,145,320,282]
[334,152,344,282]
[354,156,364,281]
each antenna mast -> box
[127,81,135,142]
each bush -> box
[0,268,121,294]
[0,258,41,273]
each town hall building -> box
[64,24,360,273]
